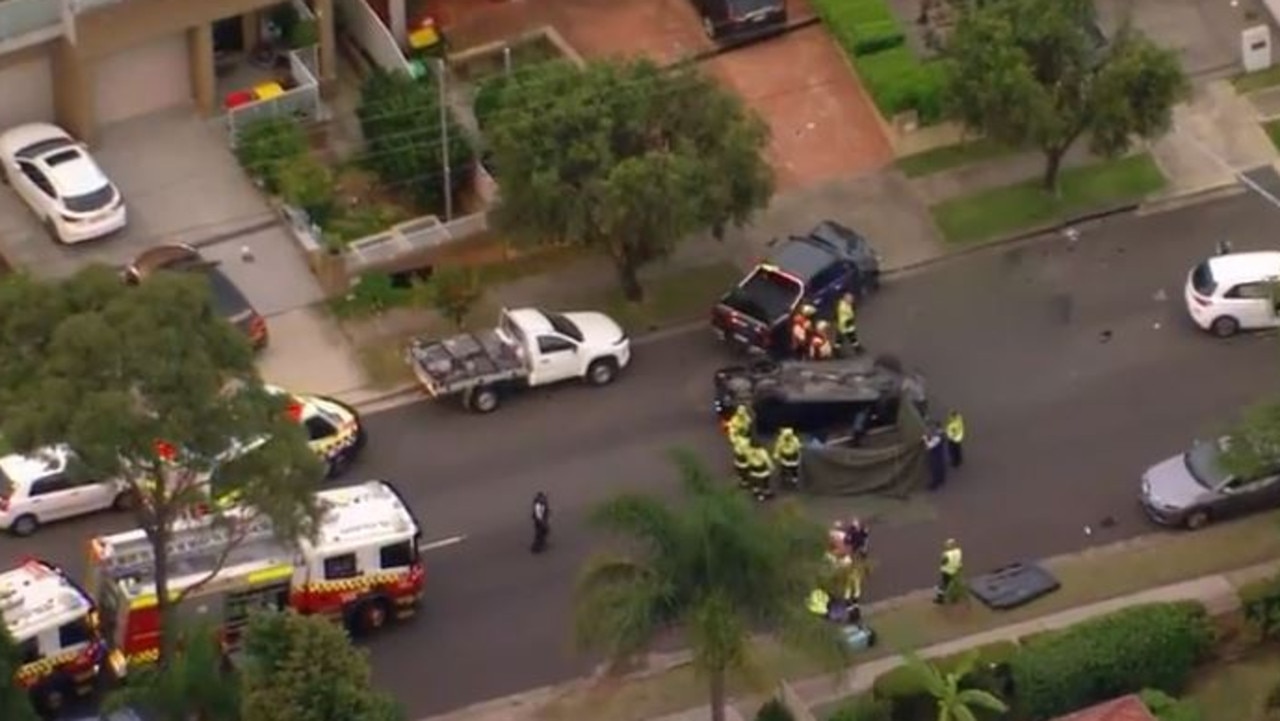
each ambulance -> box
[2,559,111,713]
[85,480,424,675]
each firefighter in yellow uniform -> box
[731,434,753,489]
[935,538,964,604]
[773,427,802,489]
[835,292,861,353]
[746,444,775,501]
[727,404,754,440]
[945,409,966,468]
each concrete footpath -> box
[419,559,1276,721]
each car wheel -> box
[36,684,66,715]
[701,15,718,39]
[0,164,8,185]
[1210,316,1240,338]
[112,490,138,511]
[10,514,38,537]
[468,387,500,414]
[42,217,61,243]
[1185,509,1210,530]
[587,359,619,386]
[356,599,390,634]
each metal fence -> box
[344,212,490,275]
[226,49,323,146]
[290,0,320,77]
[335,0,412,74]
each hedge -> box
[870,642,1017,721]
[1009,602,1213,721]
[808,0,946,124]
[1238,571,1280,639]
[828,695,892,721]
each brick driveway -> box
[430,0,893,188]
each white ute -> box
[408,307,632,413]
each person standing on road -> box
[732,434,753,489]
[531,492,551,554]
[747,444,775,501]
[935,538,964,604]
[844,517,869,560]
[773,427,802,489]
[924,425,947,490]
[727,404,753,440]
[835,292,861,353]
[944,410,966,468]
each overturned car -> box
[714,356,932,497]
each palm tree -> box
[573,450,854,721]
[903,651,1009,721]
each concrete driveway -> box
[1095,0,1248,78]
[8,191,1280,717]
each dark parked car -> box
[123,244,268,349]
[689,0,787,42]
[1141,437,1280,529]
[711,220,880,355]
[713,355,926,437]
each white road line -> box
[421,535,467,551]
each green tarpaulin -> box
[798,396,928,498]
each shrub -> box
[1140,688,1202,721]
[856,49,948,124]
[473,74,514,131]
[1009,602,1213,721]
[276,154,336,226]
[288,18,318,49]
[829,696,892,721]
[870,643,1017,721]
[411,266,483,328]
[853,31,905,57]
[755,698,795,721]
[357,70,475,214]
[328,272,411,318]
[871,664,933,721]
[1238,572,1280,640]
[235,117,308,192]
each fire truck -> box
[2,559,111,714]
[85,480,425,675]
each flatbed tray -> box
[408,330,527,396]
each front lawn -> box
[896,138,1018,178]
[1264,119,1280,152]
[930,153,1166,245]
[1234,65,1280,93]
[1186,651,1280,721]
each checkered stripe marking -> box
[305,571,408,594]
[16,649,81,681]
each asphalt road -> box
[5,192,1280,718]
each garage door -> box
[0,54,55,130]
[93,33,193,126]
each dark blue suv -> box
[711,220,880,355]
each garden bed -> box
[449,26,582,85]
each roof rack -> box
[95,512,278,580]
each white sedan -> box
[0,123,126,244]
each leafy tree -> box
[903,651,1008,721]
[0,268,322,666]
[410,266,483,328]
[357,70,474,214]
[946,0,1187,191]
[574,450,851,721]
[104,622,238,721]
[485,59,773,302]
[240,612,403,721]
[0,623,39,721]
[1221,401,1280,479]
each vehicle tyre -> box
[586,358,619,386]
[1210,316,1240,338]
[112,489,138,511]
[10,514,38,537]
[357,598,390,634]
[701,15,718,39]
[1185,509,1211,530]
[43,217,61,243]
[0,164,8,185]
[468,386,500,414]
[35,683,66,716]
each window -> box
[1225,283,1272,300]
[63,184,116,213]
[537,336,576,354]
[304,415,338,441]
[1191,262,1216,296]
[18,162,55,198]
[541,312,584,342]
[808,264,848,294]
[29,474,71,496]
[58,619,92,648]
[323,553,359,580]
[18,638,39,665]
[380,541,415,569]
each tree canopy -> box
[105,622,239,721]
[485,58,774,301]
[946,0,1187,190]
[239,612,402,721]
[574,451,851,721]
[0,267,322,664]
[0,623,38,721]
[1221,401,1280,480]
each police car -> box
[267,386,367,479]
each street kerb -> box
[418,512,1280,721]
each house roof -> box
[1051,695,1158,721]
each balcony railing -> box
[0,0,65,51]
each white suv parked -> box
[1185,251,1280,337]
[0,446,132,536]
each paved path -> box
[4,192,1279,718]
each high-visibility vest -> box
[747,450,773,478]
[807,589,829,615]
[941,547,963,575]
[946,414,966,444]
[836,298,856,333]
[732,442,751,469]
[774,432,801,466]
